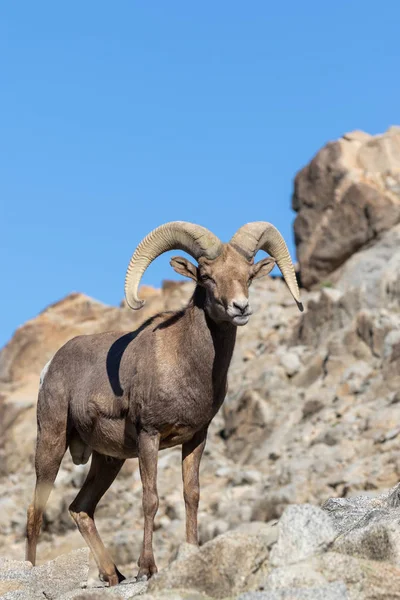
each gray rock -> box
[198,519,230,544]
[263,563,328,590]
[335,223,400,310]
[305,551,400,600]
[340,361,372,394]
[58,592,115,600]
[233,520,279,547]
[31,548,90,599]
[0,558,32,582]
[222,389,275,463]
[148,530,270,598]
[333,520,400,564]
[138,591,215,600]
[0,557,37,599]
[257,548,400,598]
[270,505,336,567]
[293,289,353,348]
[383,329,400,360]
[172,543,200,563]
[323,483,400,534]
[323,484,400,566]
[279,352,301,377]
[238,581,348,600]
[0,588,45,600]
[59,579,148,599]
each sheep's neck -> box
[190,285,237,393]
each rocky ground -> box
[1,127,400,599]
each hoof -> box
[137,564,158,580]
[99,568,125,587]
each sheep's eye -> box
[201,274,215,284]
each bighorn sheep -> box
[26,221,302,585]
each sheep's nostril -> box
[233,301,249,314]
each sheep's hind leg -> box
[182,427,207,545]
[137,430,160,579]
[69,451,125,587]
[26,427,68,565]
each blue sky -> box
[1,2,399,348]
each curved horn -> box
[125,221,223,310]
[230,222,303,311]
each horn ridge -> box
[124,221,223,310]
[230,222,303,311]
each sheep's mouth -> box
[231,314,250,326]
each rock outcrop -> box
[293,126,400,288]
[5,486,400,598]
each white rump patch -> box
[39,358,53,388]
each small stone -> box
[340,361,372,394]
[302,399,323,419]
[279,353,301,377]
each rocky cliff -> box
[1,127,400,599]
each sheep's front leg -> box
[137,430,160,579]
[182,427,208,545]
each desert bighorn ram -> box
[26,221,302,585]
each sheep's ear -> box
[170,256,198,282]
[251,257,275,280]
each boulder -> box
[269,504,336,567]
[58,578,148,599]
[259,552,400,600]
[323,483,400,566]
[30,548,90,599]
[148,530,271,598]
[323,482,400,533]
[0,557,32,581]
[293,126,400,288]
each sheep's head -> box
[170,245,275,326]
[124,221,303,326]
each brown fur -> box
[25,244,275,584]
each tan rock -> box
[293,126,400,288]
[0,579,25,594]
